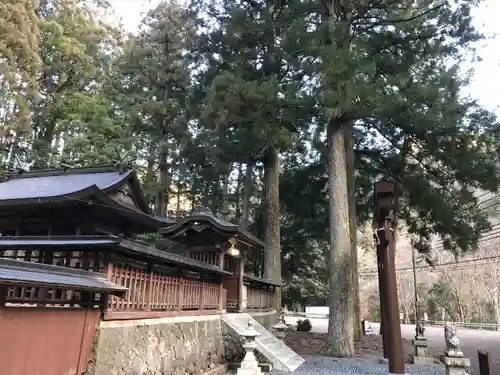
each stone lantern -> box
[237,319,262,375]
[272,315,290,341]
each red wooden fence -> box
[107,264,223,319]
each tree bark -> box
[145,141,156,206]
[326,121,354,357]
[241,159,253,229]
[154,142,169,218]
[235,162,243,221]
[263,147,281,309]
[345,127,361,341]
[221,170,230,219]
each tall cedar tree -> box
[281,0,500,355]
[189,0,316,306]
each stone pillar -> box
[443,356,471,375]
[443,322,470,375]
[412,337,433,365]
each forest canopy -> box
[1,0,500,355]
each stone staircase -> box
[222,313,305,371]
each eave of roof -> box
[0,234,232,276]
[243,274,281,287]
[0,184,167,230]
[117,239,232,276]
[0,258,127,296]
[0,235,118,249]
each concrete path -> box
[284,317,500,375]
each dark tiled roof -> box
[160,206,265,248]
[0,165,170,229]
[0,258,127,296]
[0,169,131,201]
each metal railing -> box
[283,312,500,331]
[423,320,500,331]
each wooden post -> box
[103,262,114,311]
[0,285,7,307]
[177,275,184,311]
[218,251,224,269]
[218,249,226,312]
[237,258,244,312]
[146,264,153,311]
[478,350,492,375]
[200,277,205,310]
[219,278,225,311]
[374,180,404,374]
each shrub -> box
[296,318,312,332]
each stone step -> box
[222,313,305,372]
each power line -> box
[359,254,500,276]
[435,224,500,250]
[434,224,500,251]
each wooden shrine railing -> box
[189,251,219,266]
[4,286,102,309]
[246,285,274,310]
[105,264,224,320]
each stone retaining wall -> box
[89,315,224,375]
[87,311,278,375]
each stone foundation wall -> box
[90,315,224,375]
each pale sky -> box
[110,0,500,116]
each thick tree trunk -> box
[33,123,56,169]
[221,170,230,219]
[235,162,243,221]
[191,169,199,212]
[241,159,253,229]
[144,142,156,206]
[263,147,281,309]
[176,186,182,219]
[154,142,169,218]
[326,122,354,357]
[345,128,362,341]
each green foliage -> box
[296,319,312,332]
[1,0,500,315]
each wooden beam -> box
[103,309,220,321]
[0,285,7,307]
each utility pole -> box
[376,239,388,358]
[412,239,419,327]
[374,180,405,374]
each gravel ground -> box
[283,332,441,363]
[269,356,445,375]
